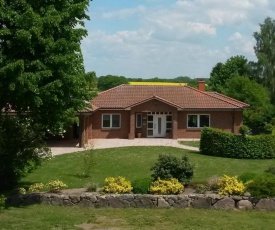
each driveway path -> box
[50,138,199,156]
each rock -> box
[134,196,155,208]
[255,199,275,210]
[213,197,235,210]
[95,196,108,207]
[192,197,212,209]
[173,197,190,208]
[69,195,80,204]
[243,192,251,197]
[237,200,253,210]
[108,197,129,208]
[157,198,170,208]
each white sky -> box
[81,0,275,79]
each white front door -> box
[147,114,166,137]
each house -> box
[75,82,249,147]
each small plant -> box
[151,154,194,184]
[265,166,275,175]
[239,125,250,136]
[0,194,6,209]
[86,182,98,192]
[83,152,95,178]
[46,180,68,193]
[238,172,257,183]
[206,176,221,190]
[218,175,245,195]
[28,183,45,193]
[246,173,275,198]
[103,176,132,194]
[132,178,152,194]
[149,178,184,195]
[195,184,208,194]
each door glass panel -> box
[158,117,161,134]
[148,130,153,136]
[148,115,153,121]
[148,123,153,128]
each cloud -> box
[82,0,275,78]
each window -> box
[187,114,210,128]
[136,113,142,128]
[102,114,121,128]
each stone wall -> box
[6,193,275,210]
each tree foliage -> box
[254,17,275,101]
[209,56,250,93]
[85,71,97,91]
[98,75,128,91]
[0,0,90,133]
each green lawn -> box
[1,205,275,230]
[20,146,275,189]
[179,140,200,148]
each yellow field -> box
[129,82,187,86]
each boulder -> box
[213,197,235,210]
[237,200,253,210]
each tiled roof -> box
[90,85,249,110]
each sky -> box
[81,0,275,79]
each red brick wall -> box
[91,110,130,138]
[177,110,243,139]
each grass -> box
[179,140,200,148]
[20,146,275,189]
[1,205,275,229]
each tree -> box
[0,0,90,189]
[97,75,128,91]
[225,75,274,134]
[209,56,250,92]
[0,0,90,133]
[254,17,275,101]
[85,71,97,91]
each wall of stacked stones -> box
[7,193,275,210]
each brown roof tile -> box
[90,85,249,110]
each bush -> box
[218,175,246,195]
[238,172,257,183]
[206,176,221,190]
[239,125,250,136]
[28,183,45,193]
[132,178,152,194]
[246,173,275,198]
[86,182,98,192]
[200,127,275,159]
[0,194,6,209]
[151,154,194,184]
[149,178,184,195]
[265,166,275,175]
[46,180,67,193]
[103,176,132,194]
[195,184,208,194]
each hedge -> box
[200,127,275,159]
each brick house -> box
[76,82,249,147]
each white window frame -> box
[136,113,142,128]
[102,114,121,129]
[187,114,210,128]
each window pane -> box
[112,115,120,128]
[188,115,198,127]
[166,123,172,129]
[166,115,172,122]
[148,130,153,136]
[148,122,153,128]
[136,113,142,128]
[102,115,110,128]
[148,115,153,121]
[200,115,209,127]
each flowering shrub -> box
[218,175,245,195]
[149,178,184,195]
[103,176,133,194]
[28,183,44,193]
[207,176,222,190]
[46,180,67,193]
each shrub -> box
[86,182,98,192]
[10,187,27,195]
[132,178,152,194]
[82,152,95,178]
[206,176,221,190]
[0,194,6,209]
[46,180,67,193]
[195,184,208,194]
[151,154,194,184]
[265,166,275,175]
[218,175,246,195]
[200,127,275,159]
[28,183,44,193]
[239,125,250,136]
[238,172,257,183]
[246,173,275,198]
[103,176,132,194]
[149,178,184,195]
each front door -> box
[147,114,166,137]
